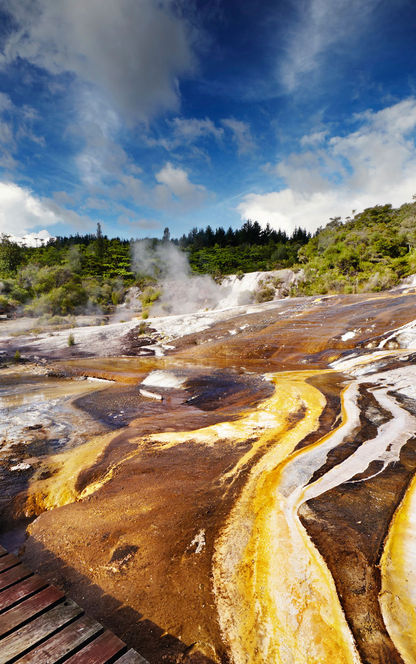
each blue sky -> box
[0,0,416,241]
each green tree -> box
[0,235,23,275]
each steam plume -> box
[131,240,223,315]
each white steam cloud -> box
[132,240,223,315]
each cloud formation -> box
[221,118,255,154]
[73,91,140,190]
[0,1,414,241]
[0,0,195,121]
[0,181,94,235]
[280,0,382,91]
[238,98,416,234]
[169,117,224,144]
[149,116,256,159]
[154,162,208,211]
[0,93,43,171]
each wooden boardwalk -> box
[0,544,148,664]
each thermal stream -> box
[214,364,416,664]
[22,363,416,663]
[213,375,360,664]
[3,291,416,663]
[380,472,416,664]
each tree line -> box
[176,220,309,249]
[0,218,310,316]
[1,199,416,316]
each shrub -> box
[139,286,161,308]
[24,283,88,316]
[10,285,30,303]
[68,332,75,346]
[32,265,74,295]
[0,294,10,313]
[255,286,275,303]
[362,269,397,292]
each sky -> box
[0,0,416,241]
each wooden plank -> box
[15,615,103,664]
[64,630,125,664]
[0,585,64,637]
[0,575,46,613]
[0,565,32,591]
[0,548,146,664]
[117,649,150,664]
[0,599,82,664]
[0,554,19,573]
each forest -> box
[0,220,309,316]
[296,201,416,294]
[0,200,415,317]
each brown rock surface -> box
[8,290,416,663]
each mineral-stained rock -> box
[7,290,416,663]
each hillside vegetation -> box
[0,200,415,317]
[296,201,416,294]
[0,221,308,317]
[0,228,133,317]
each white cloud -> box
[0,152,17,172]
[82,161,210,216]
[0,93,12,112]
[280,0,382,92]
[0,93,18,169]
[156,162,199,198]
[76,139,132,189]
[154,162,208,211]
[53,190,77,207]
[221,118,255,154]
[237,98,416,234]
[0,121,14,149]
[70,89,144,195]
[170,117,224,143]
[0,181,59,235]
[0,93,45,170]
[149,116,255,157]
[84,197,108,211]
[300,130,328,147]
[146,116,224,158]
[112,175,146,202]
[0,0,196,121]
[0,181,94,235]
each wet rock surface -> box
[2,289,416,663]
[0,367,109,528]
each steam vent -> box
[0,288,415,663]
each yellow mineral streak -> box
[147,372,312,465]
[214,373,360,664]
[380,472,416,664]
[23,369,359,664]
[23,369,324,511]
[24,371,311,515]
[25,431,119,514]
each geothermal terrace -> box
[1,285,416,664]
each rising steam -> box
[131,240,223,315]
